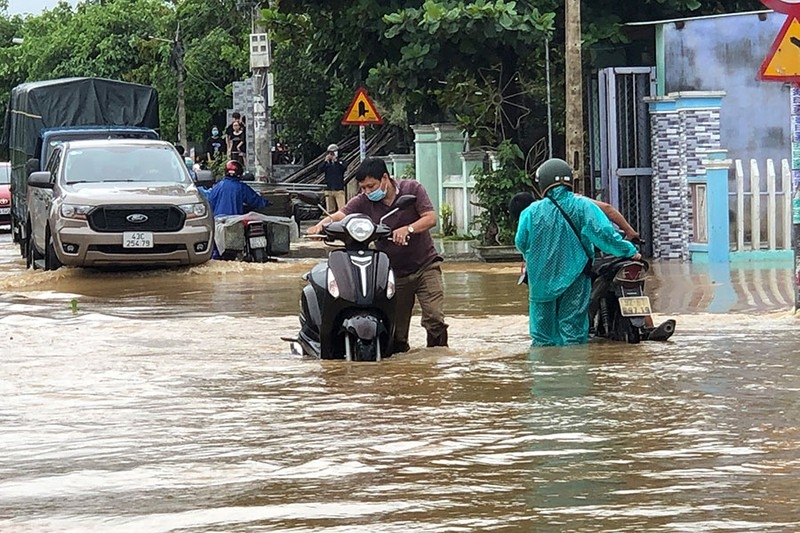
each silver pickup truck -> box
[26,138,214,270]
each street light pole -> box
[565,0,584,191]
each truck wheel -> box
[27,235,43,270]
[44,229,62,271]
[11,213,19,244]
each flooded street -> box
[1,231,800,532]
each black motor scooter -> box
[589,246,676,344]
[282,193,417,361]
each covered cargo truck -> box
[2,77,160,249]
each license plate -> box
[0,207,9,215]
[123,231,154,248]
[619,296,652,317]
[249,236,267,249]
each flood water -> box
[1,232,799,532]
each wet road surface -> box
[1,232,799,532]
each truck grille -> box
[87,206,186,233]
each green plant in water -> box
[70,298,78,315]
[471,140,534,246]
[439,202,457,237]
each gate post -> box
[692,149,732,263]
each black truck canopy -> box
[3,77,160,160]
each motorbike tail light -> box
[326,268,340,298]
[386,269,396,299]
[617,263,645,281]
[245,223,266,237]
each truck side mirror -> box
[28,171,54,189]
[195,169,214,188]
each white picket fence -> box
[730,158,792,252]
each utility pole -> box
[173,23,187,149]
[153,25,187,148]
[565,0,584,192]
[251,2,273,181]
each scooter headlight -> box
[386,268,396,299]
[345,217,375,242]
[326,268,340,298]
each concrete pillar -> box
[434,123,465,220]
[460,150,485,234]
[412,124,438,212]
[389,153,415,179]
[696,149,732,263]
[646,91,724,261]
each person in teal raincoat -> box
[515,158,641,346]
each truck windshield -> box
[64,146,188,185]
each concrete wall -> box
[661,11,788,167]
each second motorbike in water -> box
[283,194,417,361]
[588,246,675,344]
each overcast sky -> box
[6,0,81,16]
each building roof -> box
[625,9,772,27]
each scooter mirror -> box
[395,194,417,209]
[297,191,323,206]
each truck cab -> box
[14,126,159,252]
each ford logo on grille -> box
[126,213,149,223]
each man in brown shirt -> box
[307,157,448,353]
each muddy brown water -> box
[1,233,799,532]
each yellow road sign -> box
[342,87,383,125]
[760,16,800,81]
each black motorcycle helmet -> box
[535,158,574,196]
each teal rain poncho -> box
[515,186,637,346]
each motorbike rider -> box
[509,190,656,332]
[515,158,641,347]
[201,160,269,218]
[200,160,270,259]
[307,157,448,353]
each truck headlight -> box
[179,203,207,219]
[61,204,93,220]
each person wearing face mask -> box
[306,157,448,353]
[205,126,225,163]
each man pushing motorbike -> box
[515,158,640,346]
[307,157,448,353]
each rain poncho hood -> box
[515,186,636,302]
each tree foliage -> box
[0,0,768,158]
[0,0,250,147]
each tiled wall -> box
[648,93,723,260]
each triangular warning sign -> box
[342,87,383,125]
[759,16,800,82]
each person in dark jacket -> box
[318,143,347,212]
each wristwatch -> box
[407,225,415,234]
